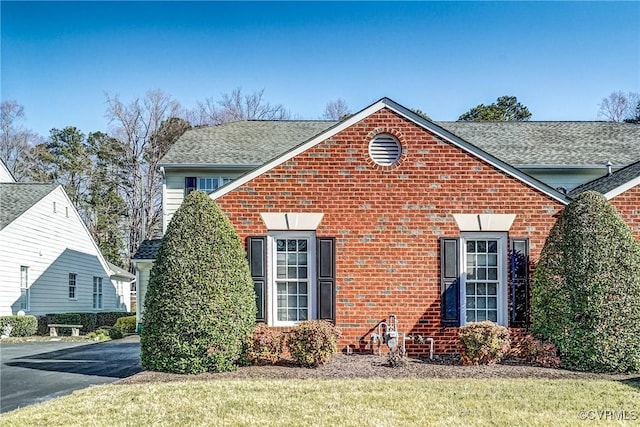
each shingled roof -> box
[0,183,58,230]
[570,160,640,196]
[132,239,163,260]
[438,121,640,167]
[161,119,640,169]
[160,120,337,166]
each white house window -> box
[69,273,77,300]
[20,266,29,311]
[185,177,234,196]
[369,133,402,166]
[93,277,103,309]
[461,234,507,326]
[270,232,315,326]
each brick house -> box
[134,98,640,355]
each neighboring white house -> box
[0,160,15,183]
[0,182,133,316]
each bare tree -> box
[190,88,290,126]
[322,98,351,120]
[0,101,41,180]
[105,89,185,259]
[598,91,640,122]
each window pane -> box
[477,283,486,295]
[288,296,298,307]
[298,267,308,279]
[488,240,497,253]
[466,310,476,322]
[277,253,286,265]
[277,295,286,306]
[298,253,308,265]
[288,309,297,321]
[477,311,487,321]
[477,241,486,253]
[299,309,308,320]
[466,268,475,280]
[277,240,286,252]
[477,254,487,266]
[487,283,497,295]
[288,253,297,264]
[488,254,497,267]
[287,240,297,251]
[278,309,287,321]
[466,241,475,252]
[466,283,475,294]
[287,267,297,278]
[477,268,486,280]
[299,282,308,294]
[277,283,287,294]
[488,268,498,280]
[277,267,286,279]
[466,297,475,308]
[297,240,307,252]
[288,283,297,295]
[478,298,487,309]
[299,296,308,307]
[488,297,497,309]
[488,311,498,322]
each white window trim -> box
[267,231,316,327]
[20,266,29,311]
[68,273,78,301]
[93,277,103,310]
[459,232,508,327]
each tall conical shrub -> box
[141,191,256,373]
[532,191,640,372]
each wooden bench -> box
[48,324,83,337]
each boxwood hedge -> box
[532,191,640,372]
[141,191,256,373]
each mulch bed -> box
[116,353,640,385]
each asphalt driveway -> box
[0,336,141,413]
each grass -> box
[1,378,639,426]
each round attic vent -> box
[368,134,402,166]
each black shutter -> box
[247,236,267,322]
[317,237,336,322]
[185,177,197,196]
[440,238,460,327]
[510,238,530,327]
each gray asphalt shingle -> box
[160,120,337,166]
[570,160,640,196]
[132,239,163,260]
[0,183,58,230]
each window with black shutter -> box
[247,236,267,322]
[509,238,530,327]
[440,238,460,326]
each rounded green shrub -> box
[113,315,136,334]
[457,321,511,365]
[0,315,37,337]
[141,191,256,373]
[532,191,640,372]
[286,320,341,368]
[246,323,283,365]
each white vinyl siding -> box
[0,187,118,315]
[163,168,247,231]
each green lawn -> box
[2,378,639,426]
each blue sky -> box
[2,1,639,137]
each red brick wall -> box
[610,186,640,241]
[216,108,565,355]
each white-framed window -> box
[269,232,316,326]
[19,266,29,311]
[460,233,508,326]
[93,277,103,309]
[68,273,77,300]
[185,176,234,196]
